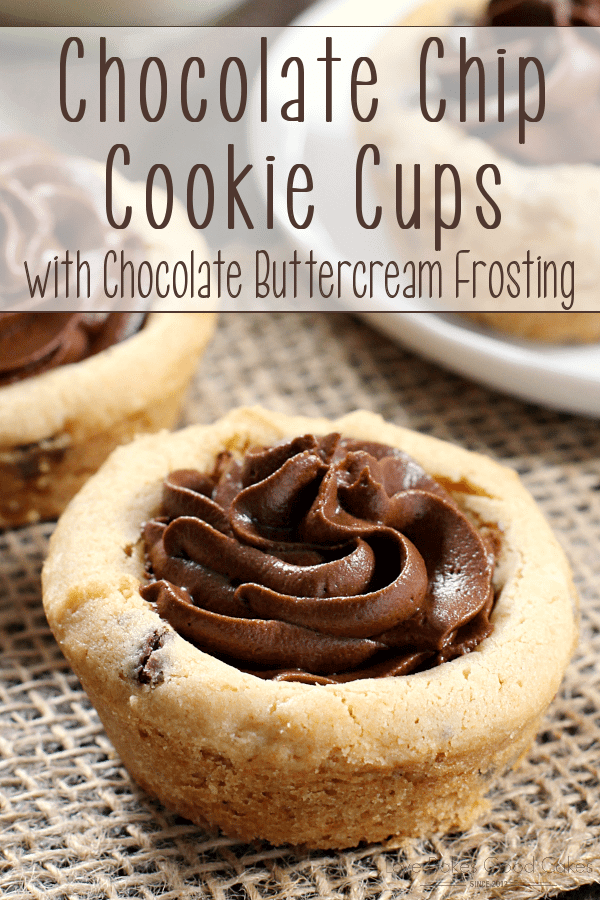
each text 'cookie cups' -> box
[42,407,577,849]
[0,143,216,528]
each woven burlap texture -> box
[2,313,599,900]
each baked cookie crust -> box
[0,170,216,528]
[42,407,577,849]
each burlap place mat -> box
[2,312,600,900]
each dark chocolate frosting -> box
[483,0,600,27]
[0,312,146,386]
[0,137,147,386]
[141,434,496,684]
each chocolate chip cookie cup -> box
[369,2,600,343]
[41,407,577,849]
[0,139,216,528]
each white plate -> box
[248,0,600,417]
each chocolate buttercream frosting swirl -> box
[0,311,146,386]
[141,434,496,684]
[0,135,143,310]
